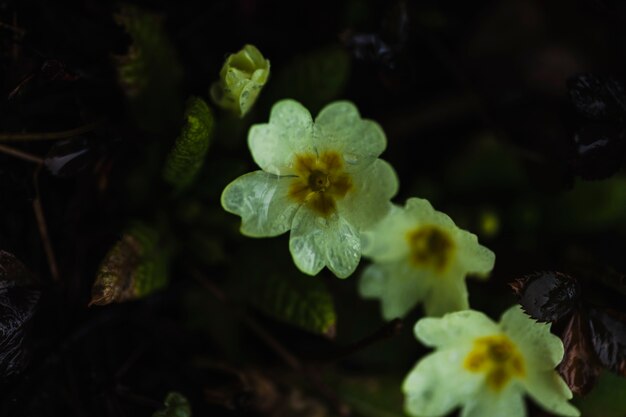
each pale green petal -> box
[338,158,399,231]
[361,205,412,262]
[359,261,431,319]
[248,100,314,175]
[403,349,479,417]
[221,171,300,237]
[288,207,326,276]
[460,384,526,417]
[455,229,496,277]
[289,207,361,278]
[324,214,361,278]
[405,198,457,230]
[314,101,387,167]
[523,370,579,417]
[500,305,564,370]
[416,310,500,349]
[422,269,469,317]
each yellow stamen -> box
[405,226,454,271]
[463,334,525,392]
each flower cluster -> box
[221,98,578,417]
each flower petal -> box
[460,384,526,417]
[403,349,479,417]
[221,171,300,237]
[323,214,361,278]
[405,198,457,229]
[523,370,579,417]
[361,205,412,262]
[454,229,496,277]
[500,305,564,370]
[288,207,326,276]
[359,261,431,319]
[415,310,500,349]
[422,269,469,317]
[248,100,314,175]
[314,101,387,167]
[338,158,399,231]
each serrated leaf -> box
[162,97,215,190]
[153,392,191,417]
[90,223,170,306]
[0,251,40,377]
[510,271,579,323]
[265,45,351,114]
[253,274,336,338]
[115,4,183,132]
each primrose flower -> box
[359,198,495,318]
[210,44,270,117]
[403,306,579,417]
[221,99,398,278]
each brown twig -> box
[32,166,60,281]
[0,143,45,164]
[0,120,104,142]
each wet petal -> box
[248,100,314,175]
[359,261,430,319]
[524,370,579,417]
[221,171,299,237]
[403,349,479,417]
[500,305,564,370]
[460,384,525,417]
[338,158,399,231]
[416,310,500,349]
[288,207,326,276]
[314,101,387,167]
[324,215,361,278]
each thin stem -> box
[324,318,404,363]
[32,166,60,281]
[0,120,104,142]
[0,143,44,164]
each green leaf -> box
[115,4,183,132]
[264,45,351,114]
[574,372,626,417]
[163,97,215,190]
[329,374,408,417]
[252,273,337,338]
[90,222,170,306]
[153,392,192,417]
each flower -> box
[221,99,398,278]
[359,197,495,318]
[210,44,270,117]
[403,306,580,417]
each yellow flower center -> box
[405,226,454,271]
[288,151,353,217]
[463,335,526,392]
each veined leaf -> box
[153,392,191,417]
[253,274,336,338]
[90,223,170,306]
[163,97,215,190]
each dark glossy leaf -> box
[510,271,579,323]
[0,251,40,378]
[568,74,626,121]
[589,308,626,375]
[152,392,191,417]
[558,311,602,395]
[570,123,626,180]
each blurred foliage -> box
[574,372,626,417]
[115,4,183,132]
[90,222,171,306]
[329,374,407,417]
[153,392,192,417]
[163,97,215,191]
[264,45,351,114]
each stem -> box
[0,143,44,164]
[32,166,60,281]
[0,120,104,142]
